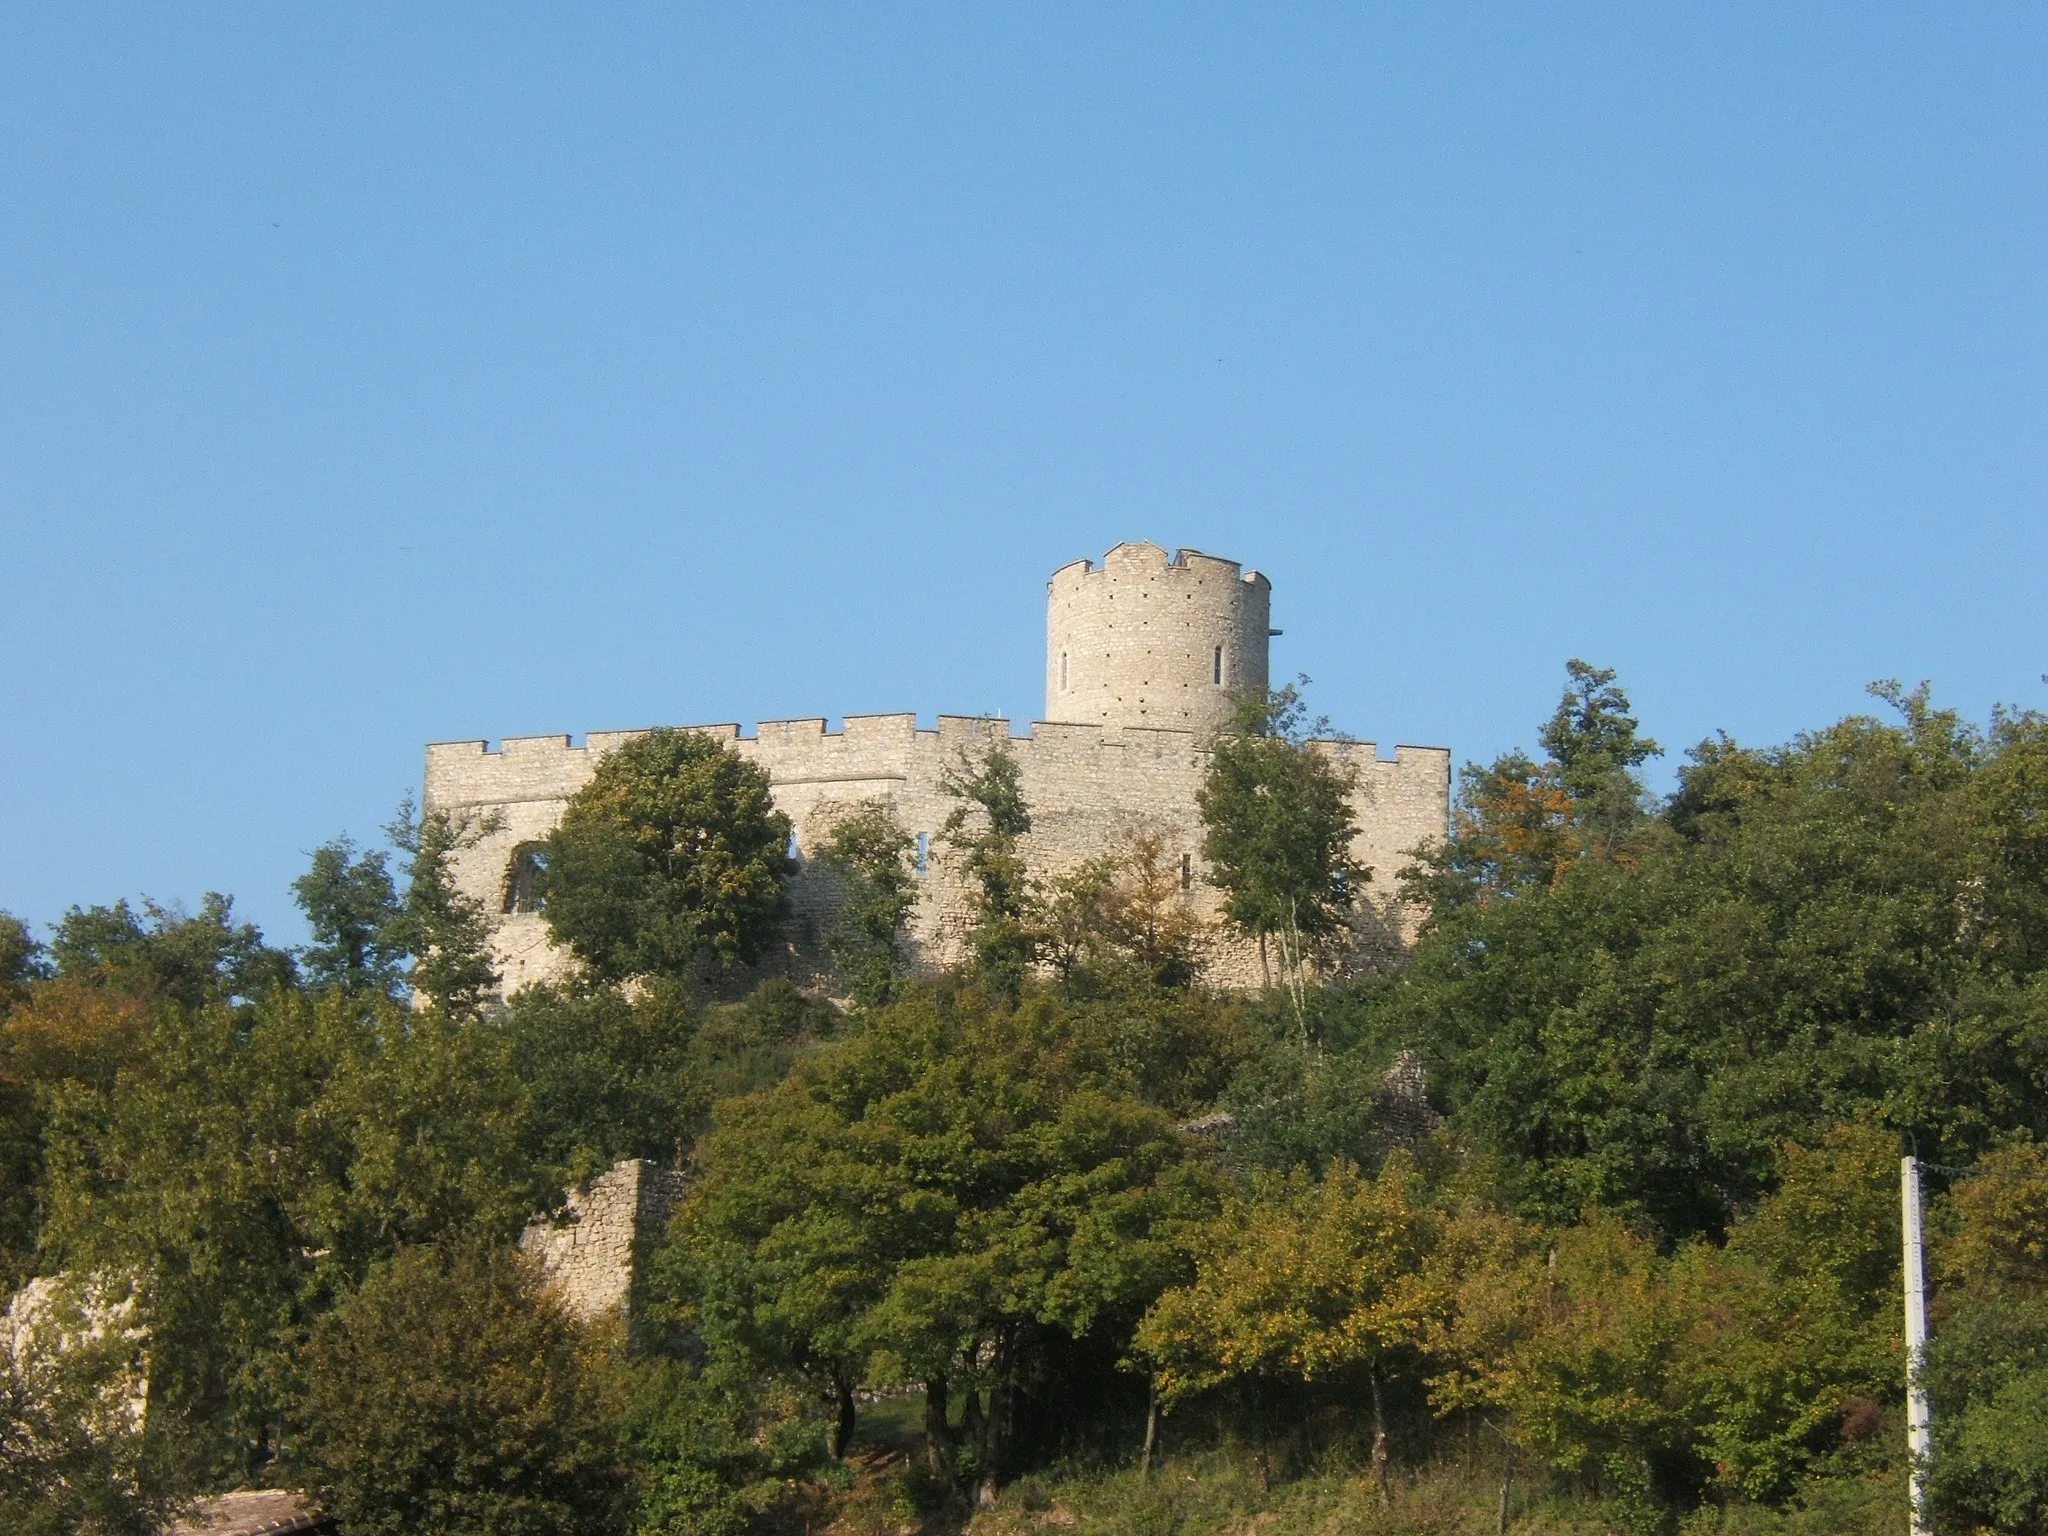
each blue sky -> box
[3,5,2043,944]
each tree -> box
[541,730,794,984]
[1922,1140,2048,1534]
[1197,681,1359,1017]
[940,735,1036,1000]
[291,836,405,997]
[48,895,294,1009]
[383,797,500,1016]
[501,978,704,1184]
[658,987,1211,1496]
[287,1240,627,1536]
[1137,1156,1442,1501]
[0,981,157,1288]
[1430,1213,1706,1520]
[1372,677,2045,1239]
[1040,833,1206,992]
[1411,660,1660,907]
[0,912,50,1008]
[814,801,919,1008]
[1672,1125,1902,1502]
[37,988,546,1479]
[1540,659,1662,859]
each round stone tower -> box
[1044,542,1272,734]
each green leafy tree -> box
[940,734,1036,1001]
[384,797,501,1016]
[658,1078,903,1462]
[1541,659,1662,857]
[615,1353,825,1536]
[48,895,293,1009]
[1410,660,1660,907]
[542,730,794,984]
[658,987,1211,1495]
[1673,1124,1902,1502]
[1375,678,2043,1238]
[1924,1304,2048,1536]
[501,978,703,1183]
[0,912,50,1008]
[0,981,157,1286]
[291,836,405,997]
[287,1240,627,1536]
[1040,833,1207,992]
[1431,1212,1706,1520]
[1197,681,1359,1019]
[1137,1156,1443,1501]
[814,800,919,1008]
[37,988,546,1479]
[1922,1140,2048,1533]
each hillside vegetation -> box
[5,668,2048,1535]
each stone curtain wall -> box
[519,1159,688,1323]
[425,714,1450,996]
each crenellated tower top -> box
[1044,542,1272,735]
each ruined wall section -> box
[426,718,1449,994]
[1045,542,1271,735]
[519,1159,688,1324]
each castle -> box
[424,542,1451,993]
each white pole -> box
[1902,1155,1933,1536]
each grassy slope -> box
[776,1403,1909,1536]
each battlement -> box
[1047,540,1268,591]
[427,718,1449,777]
[422,543,1450,995]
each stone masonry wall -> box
[1044,542,1272,735]
[426,714,1451,995]
[519,1159,688,1323]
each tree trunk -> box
[978,1329,1018,1506]
[1140,1377,1159,1481]
[1368,1361,1390,1509]
[923,1378,952,1481]
[1284,904,1309,1043]
[830,1368,858,1460]
[1496,1444,1514,1536]
[961,1383,985,1459]
[1252,1381,1269,1491]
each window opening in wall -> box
[503,843,550,915]
[1181,853,1192,891]
[915,832,929,877]
[1060,652,1068,690]
[1212,646,1223,685]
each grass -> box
[782,1412,1912,1536]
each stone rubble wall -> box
[519,1159,687,1323]
[3,1272,149,1435]
[426,714,1451,996]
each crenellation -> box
[842,712,920,745]
[425,545,1451,994]
[502,733,574,755]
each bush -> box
[287,1241,627,1536]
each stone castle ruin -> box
[425,542,1450,993]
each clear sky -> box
[3,5,2043,944]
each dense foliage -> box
[541,728,795,982]
[5,667,2048,1534]
[287,1241,627,1536]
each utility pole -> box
[1902,1154,1932,1536]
